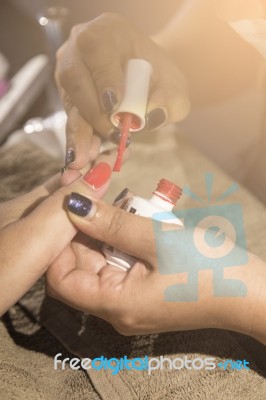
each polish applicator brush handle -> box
[112,59,152,171]
[111,59,152,132]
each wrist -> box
[213,254,266,344]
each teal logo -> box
[153,173,248,302]
[217,359,250,371]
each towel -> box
[0,129,265,399]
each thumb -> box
[66,193,157,266]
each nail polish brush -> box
[111,59,152,172]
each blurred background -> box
[0,0,265,203]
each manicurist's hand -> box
[0,161,112,316]
[55,12,190,168]
[46,188,266,344]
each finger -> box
[46,244,102,312]
[0,162,112,315]
[57,31,114,139]
[88,134,102,161]
[75,14,139,139]
[72,236,106,274]
[66,194,157,266]
[65,107,101,169]
[47,241,127,315]
[77,14,125,112]
[57,35,99,121]
[60,169,82,187]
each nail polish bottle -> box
[102,179,183,271]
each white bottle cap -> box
[110,59,152,132]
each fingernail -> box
[83,162,112,189]
[110,129,131,147]
[103,90,117,113]
[67,192,93,217]
[113,188,129,205]
[65,148,75,166]
[146,108,166,131]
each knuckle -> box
[70,23,85,38]
[45,274,61,300]
[105,208,125,239]
[45,281,56,298]
[115,327,134,337]
[113,314,137,336]
[76,30,99,53]
[47,187,68,208]
[57,40,85,89]
[60,66,83,98]
[77,12,126,52]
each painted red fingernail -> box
[83,162,112,189]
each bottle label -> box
[122,198,139,215]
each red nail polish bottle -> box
[102,179,183,271]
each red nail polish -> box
[83,162,112,189]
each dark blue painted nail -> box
[65,148,75,166]
[146,108,166,131]
[103,90,117,113]
[67,192,92,217]
[110,129,131,147]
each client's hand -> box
[0,161,112,316]
[46,189,266,344]
[55,12,190,168]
